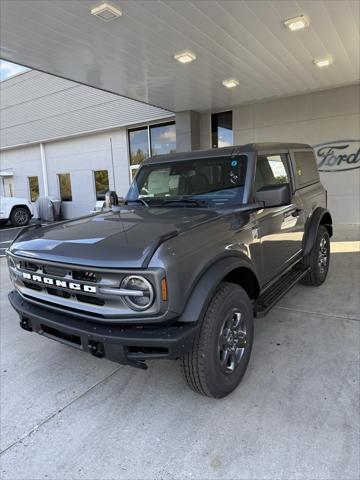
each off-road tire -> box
[10,207,31,227]
[181,282,254,398]
[301,225,330,286]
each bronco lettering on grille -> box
[22,272,97,293]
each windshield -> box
[127,155,248,207]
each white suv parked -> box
[0,196,34,227]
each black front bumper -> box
[9,290,198,368]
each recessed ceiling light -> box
[90,2,122,22]
[222,78,239,89]
[313,56,333,68]
[174,51,197,64]
[284,15,310,31]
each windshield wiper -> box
[158,197,208,208]
[125,198,150,207]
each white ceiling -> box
[1,0,359,112]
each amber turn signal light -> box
[161,278,168,302]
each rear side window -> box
[293,151,319,187]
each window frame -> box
[27,175,40,203]
[149,122,176,156]
[211,111,233,149]
[128,154,248,205]
[290,149,320,190]
[127,121,176,181]
[252,151,294,199]
[93,169,110,201]
[57,173,72,202]
[128,125,150,168]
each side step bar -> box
[254,266,310,318]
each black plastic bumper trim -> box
[9,290,198,367]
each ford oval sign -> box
[314,140,360,172]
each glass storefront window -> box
[211,111,233,148]
[150,123,176,156]
[128,122,176,180]
[128,128,149,166]
[58,173,72,201]
[94,170,109,200]
[28,176,39,202]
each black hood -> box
[9,207,222,268]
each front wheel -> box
[301,225,330,286]
[181,282,254,398]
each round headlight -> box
[121,275,154,311]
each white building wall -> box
[200,84,360,224]
[0,128,132,219]
[0,145,43,199]
[44,129,130,219]
[0,70,173,149]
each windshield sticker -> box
[148,169,171,195]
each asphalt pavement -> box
[0,221,47,257]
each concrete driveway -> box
[1,226,359,480]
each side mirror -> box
[105,190,119,208]
[254,184,291,208]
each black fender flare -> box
[178,256,260,323]
[303,207,333,257]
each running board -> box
[254,266,310,318]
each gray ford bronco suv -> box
[7,143,332,398]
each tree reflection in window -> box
[94,170,109,200]
[28,176,39,202]
[129,128,149,166]
[150,123,176,156]
[58,173,72,201]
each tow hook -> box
[20,317,32,331]
[88,340,105,358]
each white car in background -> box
[0,196,33,227]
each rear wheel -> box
[181,282,254,398]
[301,225,330,286]
[10,207,31,227]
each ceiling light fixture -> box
[313,56,333,68]
[174,51,197,64]
[90,2,122,22]
[222,78,239,89]
[284,15,310,31]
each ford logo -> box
[314,140,360,172]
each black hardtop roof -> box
[144,142,312,165]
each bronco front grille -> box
[10,256,120,317]
[42,264,68,277]
[23,281,42,291]
[8,253,163,321]
[19,261,38,272]
[72,270,98,282]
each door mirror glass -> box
[254,184,291,207]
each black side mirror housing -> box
[105,190,119,208]
[254,184,291,208]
